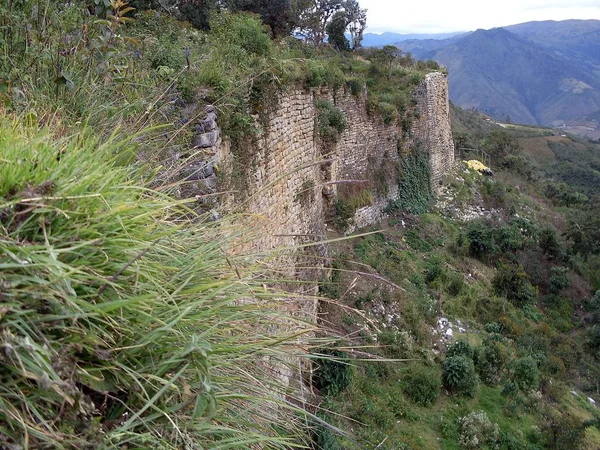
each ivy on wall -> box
[388,146,432,214]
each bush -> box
[492,264,538,307]
[466,220,496,259]
[316,99,347,144]
[447,340,475,360]
[549,267,570,295]
[457,410,500,450]
[401,364,441,406]
[443,356,478,397]
[476,336,510,385]
[510,356,540,391]
[314,349,352,396]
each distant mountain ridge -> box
[360,31,464,47]
[394,20,600,130]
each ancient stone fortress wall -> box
[182,71,454,395]
[190,71,453,260]
[413,72,455,192]
[209,72,454,246]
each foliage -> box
[326,10,351,51]
[492,265,538,307]
[510,357,540,391]
[316,99,347,144]
[387,149,433,214]
[314,349,353,396]
[457,410,500,450]
[401,364,441,406]
[443,356,479,397]
[0,122,320,449]
[541,410,586,450]
[476,336,511,385]
[466,220,496,259]
[447,340,476,360]
[549,267,570,295]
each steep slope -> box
[420,27,600,126]
[506,19,600,67]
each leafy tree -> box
[299,0,366,48]
[227,0,305,37]
[343,0,367,49]
[325,10,350,50]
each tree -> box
[227,0,306,37]
[299,0,366,48]
[325,10,350,50]
[342,0,366,49]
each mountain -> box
[360,31,463,47]
[396,20,600,129]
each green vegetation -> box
[0,122,324,448]
[316,106,600,448]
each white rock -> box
[571,391,578,397]
[588,397,596,405]
[459,327,466,333]
[445,328,454,338]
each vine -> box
[388,145,432,214]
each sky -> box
[360,0,600,34]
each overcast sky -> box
[360,0,600,34]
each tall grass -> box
[0,120,324,449]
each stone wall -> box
[212,71,454,248]
[178,71,455,397]
[412,72,455,192]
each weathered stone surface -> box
[412,72,455,193]
[180,161,215,180]
[194,130,220,148]
[200,112,218,132]
[217,73,454,247]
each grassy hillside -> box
[316,107,600,449]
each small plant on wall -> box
[316,99,346,145]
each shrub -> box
[541,410,585,450]
[316,99,347,144]
[346,77,364,96]
[443,356,478,397]
[549,266,570,295]
[379,330,415,358]
[457,410,500,450]
[314,349,352,396]
[401,364,441,406]
[492,264,538,307]
[466,220,496,259]
[424,255,445,284]
[447,340,475,360]
[510,357,540,391]
[476,337,510,385]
